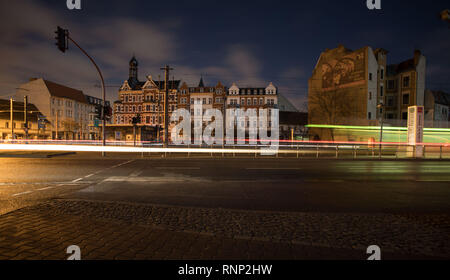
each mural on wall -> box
[321,50,366,91]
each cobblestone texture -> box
[0,199,448,260]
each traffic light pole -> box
[66,36,106,155]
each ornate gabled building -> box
[227,82,278,110]
[114,56,180,127]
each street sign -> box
[407,106,424,158]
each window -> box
[368,112,372,119]
[403,76,410,88]
[380,86,384,97]
[402,94,410,105]
[387,113,394,120]
[253,98,257,105]
[369,73,373,81]
[203,98,206,104]
[387,96,394,107]
[380,69,384,80]
[387,80,395,90]
[259,98,263,105]
[241,99,245,105]
[5,122,8,129]
[208,98,212,104]
[247,98,251,105]
[369,92,372,100]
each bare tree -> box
[308,89,354,140]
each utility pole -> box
[24,96,28,140]
[377,102,385,158]
[10,98,14,140]
[160,65,173,148]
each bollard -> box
[316,145,319,159]
[440,145,443,160]
[297,144,299,159]
[336,145,339,159]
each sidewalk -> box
[0,199,446,260]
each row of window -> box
[116,115,163,125]
[229,89,276,95]
[115,104,178,113]
[180,88,224,94]
[229,98,276,106]
[122,94,177,103]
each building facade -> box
[15,78,95,140]
[113,57,180,141]
[227,82,278,110]
[179,78,227,128]
[425,90,450,127]
[308,44,426,140]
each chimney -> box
[414,50,422,65]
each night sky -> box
[0,0,449,110]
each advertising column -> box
[407,106,424,158]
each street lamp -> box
[377,102,385,158]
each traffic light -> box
[94,105,102,120]
[55,26,68,53]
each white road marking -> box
[12,191,33,197]
[84,174,94,178]
[71,178,83,183]
[37,187,54,191]
[129,170,143,177]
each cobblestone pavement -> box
[0,199,448,260]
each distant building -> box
[0,98,51,140]
[385,50,426,120]
[425,90,450,127]
[113,56,180,141]
[15,78,94,140]
[227,82,278,110]
[308,44,426,140]
[179,78,227,121]
[85,94,112,140]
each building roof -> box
[239,88,266,95]
[42,79,88,104]
[154,80,181,90]
[387,58,416,77]
[198,77,205,87]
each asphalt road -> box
[1,153,450,215]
